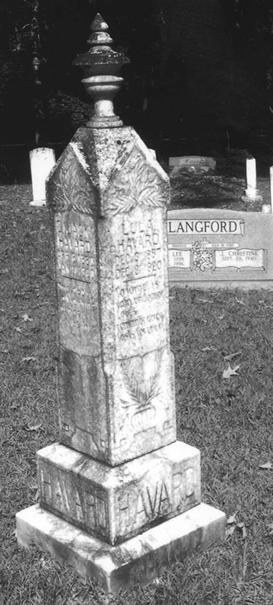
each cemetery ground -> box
[1,184,273,605]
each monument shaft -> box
[50,127,176,466]
[16,13,225,593]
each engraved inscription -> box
[131,407,156,432]
[117,465,199,535]
[215,248,265,270]
[55,214,95,282]
[39,465,108,533]
[168,218,244,235]
[111,209,168,355]
[141,481,170,520]
[55,212,100,354]
[117,279,166,344]
[59,279,98,345]
[119,480,171,531]
[112,215,163,280]
[168,248,191,269]
[85,492,107,529]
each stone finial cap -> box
[74,14,129,127]
[74,13,129,77]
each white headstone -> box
[270,166,273,212]
[246,157,256,190]
[29,147,56,207]
[243,157,262,202]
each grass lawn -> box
[1,185,273,604]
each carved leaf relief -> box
[49,147,96,215]
[120,349,164,412]
[107,149,168,215]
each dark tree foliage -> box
[0,0,272,154]
[221,0,273,123]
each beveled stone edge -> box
[37,440,200,483]
[16,503,226,594]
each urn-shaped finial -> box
[74,13,129,128]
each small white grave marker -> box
[246,157,256,190]
[244,157,262,201]
[29,147,56,207]
[270,166,273,213]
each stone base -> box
[30,200,46,207]
[37,441,201,545]
[242,188,263,202]
[169,279,273,291]
[16,502,225,594]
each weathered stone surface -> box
[168,207,273,288]
[48,126,175,465]
[37,441,201,545]
[16,502,225,594]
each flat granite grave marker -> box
[16,14,225,594]
[168,207,273,289]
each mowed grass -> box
[1,185,273,604]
